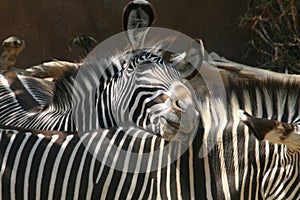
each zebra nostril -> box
[173,100,184,112]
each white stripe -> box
[288,93,298,123]
[214,100,230,200]
[126,132,152,200]
[199,98,213,199]
[230,94,240,191]
[36,135,60,200]
[254,140,261,200]
[86,131,109,199]
[254,89,262,200]
[248,166,254,200]
[276,89,287,121]
[147,178,154,200]
[189,145,195,200]
[0,130,18,199]
[285,156,300,199]
[165,144,172,200]
[269,145,286,195]
[10,132,31,200]
[17,75,41,104]
[263,144,279,195]
[255,88,263,117]
[262,88,273,119]
[23,134,45,200]
[240,91,251,200]
[240,128,248,200]
[176,144,182,199]
[156,138,165,200]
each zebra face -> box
[2,36,25,51]
[111,51,199,141]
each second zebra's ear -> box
[122,0,156,50]
[239,110,300,149]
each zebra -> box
[0,71,299,199]
[0,70,53,112]
[195,77,300,199]
[0,0,200,141]
[1,1,300,199]
[69,34,98,58]
[0,36,25,69]
[239,110,300,149]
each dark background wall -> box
[0,0,251,68]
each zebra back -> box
[0,125,198,199]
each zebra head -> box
[0,36,25,69]
[239,110,300,150]
[106,50,199,141]
[109,1,198,141]
[74,0,200,141]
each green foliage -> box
[240,0,300,73]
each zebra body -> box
[0,0,299,199]
[1,77,299,200]
[0,126,199,200]
[198,78,300,199]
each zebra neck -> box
[30,58,126,131]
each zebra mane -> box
[226,76,300,95]
[225,76,300,121]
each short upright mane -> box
[226,76,300,122]
[226,77,300,94]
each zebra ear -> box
[122,0,156,49]
[239,110,300,149]
[238,110,274,140]
[170,38,205,79]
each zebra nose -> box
[170,82,197,133]
[173,100,184,112]
[171,82,194,111]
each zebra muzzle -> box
[159,81,198,141]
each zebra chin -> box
[158,106,199,141]
[157,81,199,141]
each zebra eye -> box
[127,63,136,72]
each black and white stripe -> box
[0,49,189,135]
[0,125,198,199]
[198,78,300,199]
[0,77,299,199]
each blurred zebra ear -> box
[122,0,156,50]
[170,38,205,79]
